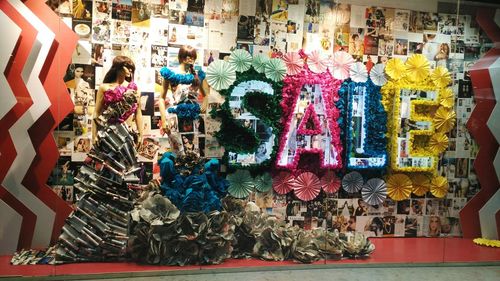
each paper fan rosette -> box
[252,54,270,73]
[430,176,448,198]
[282,52,304,75]
[320,171,341,194]
[349,62,368,83]
[254,172,273,193]
[434,107,456,133]
[429,132,449,154]
[411,174,430,196]
[227,169,254,198]
[361,178,387,206]
[385,58,406,80]
[273,171,295,195]
[206,60,236,91]
[386,174,412,201]
[229,49,253,72]
[405,54,430,82]
[431,66,452,88]
[264,58,287,82]
[439,88,454,108]
[293,172,321,201]
[331,51,354,80]
[307,50,329,73]
[370,63,387,86]
[342,171,364,193]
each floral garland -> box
[211,67,283,173]
[160,66,206,84]
[277,55,343,171]
[340,79,387,170]
[297,104,322,135]
[167,103,201,119]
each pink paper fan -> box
[307,50,328,74]
[282,52,304,75]
[293,172,321,201]
[273,171,295,195]
[331,51,354,80]
[320,171,341,194]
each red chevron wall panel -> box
[0,0,77,254]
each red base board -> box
[1,238,499,278]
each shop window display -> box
[2,0,499,270]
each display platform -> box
[1,238,499,280]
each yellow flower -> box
[385,58,406,80]
[431,66,452,88]
[439,88,454,108]
[434,107,456,133]
[473,238,500,248]
[430,176,448,198]
[405,54,430,82]
[411,174,430,196]
[387,174,412,201]
[429,133,449,154]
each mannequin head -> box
[103,56,135,83]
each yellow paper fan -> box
[385,58,406,80]
[439,88,454,108]
[405,54,430,82]
[387,174,412,201]
[473,238,500,248]
[430,176,448,198]
[411,174,431,196]
[434,107,456,133]
[432,66,452,88]
[429,133,449,154]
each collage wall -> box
[47,0,491,238]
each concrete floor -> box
[76,265,500,281]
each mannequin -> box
[93,55,143,145]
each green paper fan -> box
[229,49,253,72]
[227,169,254,198]
[252,54,270,73]
[206,60,237,91]
[254,173,273,193]
[265,58,287,82]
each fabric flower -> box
[386,174,412,201]
[349,62,368,83]
[411,174,430,196]
[429,132,449,154]
[431,66,452,88]
[282,52,304,75]
[405,54,430,82]
[229,49,253,72]
[139,193,180,225]
[434,107,456,133]
[385,58,406,80]
[264,58,287,82]
[206,60,237,91]
[430,176,448,198]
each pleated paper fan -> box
[227,169,254,198]
[264,58,287,82]
[431,66,451,88]
[331,51,354,80]
[439,88,454,108]
[385,58,406,80]
[405,54,430,82]
[293,172,321,201]
[229,49,253,72]
[342,171,364,193]
[369,63,387,86]
[273,171,295,195]
[434,107,456,133]
[206,60,236,91]
[320,171,341,194]
[386,174,412,201]
[411,174,430,196]
[429,133,449,154]
[252,54,270,73]
[361,178,387,206]
[307,50,329,74]
[282,52,304,75]
[254,172,273,193]
[430,176,448,198]
[350,62,368,83]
